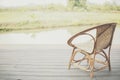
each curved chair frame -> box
[67,23,117,78]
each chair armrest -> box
[67,27,96,48]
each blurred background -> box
[0,0,120,44]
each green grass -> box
[0,11,120,33]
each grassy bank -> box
[0,11,120,33]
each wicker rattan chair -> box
[67,23,117,78]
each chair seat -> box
[74,40,94,53]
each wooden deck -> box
[0,44,120,80]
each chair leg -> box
[108,46,111,71]
[89,60,94,78]
[68,56,73,69]
[89,55,95,78]
[108,59,111,71]
[90,70,94,78]
[102,49,111,71]
[68,48,75,69]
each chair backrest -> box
[95,23,116,52]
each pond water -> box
[0,29,71,44]
[0,28,119,44]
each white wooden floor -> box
[0,44,120,80]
